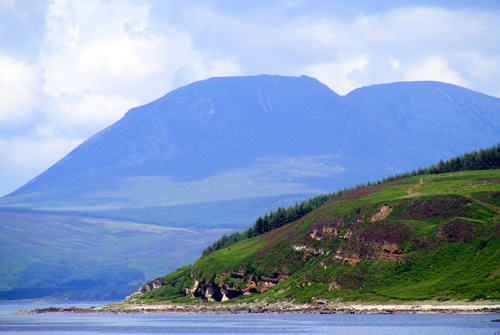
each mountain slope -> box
[2,76,500,211]
[133,169,500,303]
[2,75,342,209]
[342,81,500,160]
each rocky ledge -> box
[124,273,289,303]
[18,300,500,315]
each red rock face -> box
[190,271,291,302]
[374,244,404,263]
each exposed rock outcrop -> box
[190,280,226,302]
[124,277,165,302]
[189,272,288,302]
[370,204,392,221]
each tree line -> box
[201,192,348,257]
[201,144,500,257]
[380,143,500,183]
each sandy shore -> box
[18,300,500,315]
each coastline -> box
[18,300,500,315]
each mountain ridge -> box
[3,75,500,210]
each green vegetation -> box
[203,145,500,257]
[222,171,500,303]
[201,193,348,256]
[135,145,500,304]
[139,266,194,302]
[195,238,265,282]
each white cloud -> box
[0,55,42,128]
[176,54,242,85]
[0,137,82,196]
[39,0,242,124]
[390,58,400,70]
[219,6,500,94]
[452,51,500,95]
[0,137,79,169]
[0,0,15,9]
[168,5,500,96]
[403,56,467,86]
[1,1,500,196]
[305,55,370,95]
[47,91,139,138]
[0,0,246,195]
[41,0,166,98]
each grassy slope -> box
[144,170,500,303]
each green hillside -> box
[133,168,500,304]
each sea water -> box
[1,303,500,335]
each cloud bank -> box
[0,0,499,195]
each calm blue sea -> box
[1,302,500,335]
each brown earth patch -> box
[374,243,404,263]
[406,178,424,197]
[370,204,392,222]
[307,215,342,241]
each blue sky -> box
[1,0,500,196]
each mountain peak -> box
[2,76,500,210]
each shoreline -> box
[18,301,500,315]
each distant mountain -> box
[2,75,500,211]
[1,75,500,300]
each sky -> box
[1,0,500,197]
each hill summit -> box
[2,75,500,211]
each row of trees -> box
[380,144,500,183]
[201,144,500,257]
[201,192,348,256]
